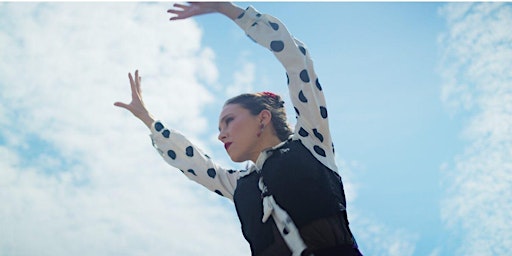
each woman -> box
[115,2,362,256]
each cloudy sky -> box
[1,2,511,256]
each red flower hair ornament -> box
[261,91,278,99]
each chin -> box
[228,153,249,163]
[230,156,246,163]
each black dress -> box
[149,5,361,256]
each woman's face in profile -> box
[218,104,261,162]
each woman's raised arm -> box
[115,69,240,199]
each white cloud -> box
[438,3,512,255]
[336,159,418,256]
[224,60,256,98]
[428,247,442,256]
[350,214,418,256]
[0,2,247,255]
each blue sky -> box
[1,2,511,256]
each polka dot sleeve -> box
[235,6,338,172]
[150,120,239,201]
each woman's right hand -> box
[114,70,155,129]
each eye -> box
[225,117,234,125]
[218,116,234,132]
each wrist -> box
[137,112,155,129]
[218,2,244,20]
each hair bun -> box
[261,91,285,108]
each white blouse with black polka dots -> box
[150,6,337,202]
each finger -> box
[135,70,138,90]
[168,3,193,20]
[167,5,186,15]
[135,69,140,83]
[135,70,142,94]
[128,72,138,99]
[114,102,130,110]
[171,3,188,10]
[138,74,142,93]
[168,12,188,21]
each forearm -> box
[150,121,238,199]
[139,111,155,130]
[217,2,244,21]
[234,6,337,172]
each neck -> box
[250,134,282,163]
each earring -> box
[257,123,265,137]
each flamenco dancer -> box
[115,2,362,256]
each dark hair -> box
[224,92,292,141]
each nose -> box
[218,129,227,142]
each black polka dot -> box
[167,150,176,160]
[286,73,289,85]
[185,146,194,157]
[299,127,309,137]
[313,129,324,142]
[270,40,284,52]
[294,107,300,116]
[298,90,308,103]
[283,227,289,235]
[154,122,164,132]
[332,142,335,154]
[187,169,197,176]
[320,106,328,119]
[228,169,236,174]
[251,22,258,27]
[313,145,326,157]
[237,11,245,19]
[162,129,170,138]
[256,13,261,17]
[316,78,322,91]
[299,46,306,55]
[204,154,210,159]
[269,21,279,30]
[179,169,184,173]
[215,190,223,196]
[207,168,217,179]
[300,69,310,83]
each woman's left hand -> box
[167,2,222,20]
[167,2,242,21]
